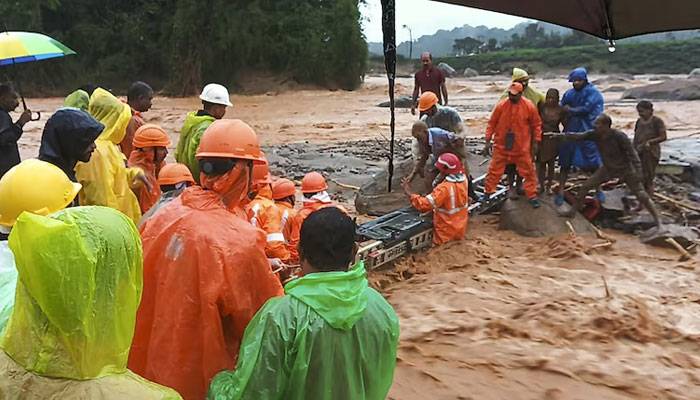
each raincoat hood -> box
[568,67,589,82]
[38,108,104,181]
[89,88,132,144]
[285,262,368,330]
[174,111,216,184]
[182,111,215,136]
[512,67,530,82]
[64,90,90,112]
[2,206,143,380]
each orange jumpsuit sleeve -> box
[486,100,505,142]
[410,184,449,213]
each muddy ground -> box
[13,74,700,399]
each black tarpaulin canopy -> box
[379,0,700,192]
[432,0,700,40]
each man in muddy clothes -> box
[558,114,662,229]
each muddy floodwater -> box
[14,74,700,399]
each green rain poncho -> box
[0,241,16,335]
[64,89,90,112]
[175,111,215,183]
[0,206,181,399]
[208,262,400,400]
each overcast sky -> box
[361,0,526,43]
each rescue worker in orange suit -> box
[247,158,290,268]
[288,172,341,262]
[482,82,543,208]
[129,119,284,400]
[139,163,195,225]
[402,152,469,245]
[127,124,170,214]
[272,178,300,264]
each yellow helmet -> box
[0,159,82,228]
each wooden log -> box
[665,238,693,261]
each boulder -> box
[689,68,700,79]
[377,95,414,108]
[592,74,635,86]
[603,85,627,92]
[463,68,479,78]
[660,138,700,185]
[499,196,594,237]
[437,62,457,77]
[355,158,431,216]
[621,79,700,101]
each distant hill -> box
[368,21,700,57]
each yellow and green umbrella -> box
[0,31,76,119]
[0,31,75,66]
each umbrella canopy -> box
[432,0,700,41]
[0,31,76,66]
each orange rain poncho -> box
[75,88,142,223]
[129,162,284,400]
[247,185,289,262]
[485,97,542,199]
[410,174,469,245]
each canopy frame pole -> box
[380,0,396,193]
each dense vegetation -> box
[1,0,367,95]
[440,39,700,75]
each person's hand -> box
[531,142,539,160]
[410,105,416,116]
[269,258,287,274]
[17,109,32,126]
[482,140,492,156]
[133,172,152,192]
[643,141,651,149]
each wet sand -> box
[13,74,700,399]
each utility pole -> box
[402,24,412,59]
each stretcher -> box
[356,173,509,270]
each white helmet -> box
[199,83,232,107]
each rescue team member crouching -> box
[402,153,469,245]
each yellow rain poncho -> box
[75,88,142,223]
[0,206,181,399]
[500,67,546,108]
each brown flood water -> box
[12,74,700,399]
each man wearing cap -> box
[557,67,604,205]
[482,82,543,208]
[175,83,233,183]
[411,52,448,116]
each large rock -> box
[377,95,414,108]
[660,137,700,185]
[355,158,431,216]
[499,196,594,237]
[592,74,635,86]
[621,79,700,101]
[437,62,457,77]
[463,68,479,78]
[689,68,700,79]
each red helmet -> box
[435,153,463,174]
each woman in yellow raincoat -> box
[75,88,143,223]
[0,206,181,399]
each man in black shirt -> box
[0,85,32,178]
[559,114,661,228]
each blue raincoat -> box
[560,67,604,170]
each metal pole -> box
[402,24,413,59]
[381,0,396,192]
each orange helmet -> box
[195,119,265,163]
[435,152,463,174]
[272,178,296,200]
[157,163,195,186]
[133,124,171,148]
[301,172,328,193]
[418,91,439,112]
[252,156,272,185]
